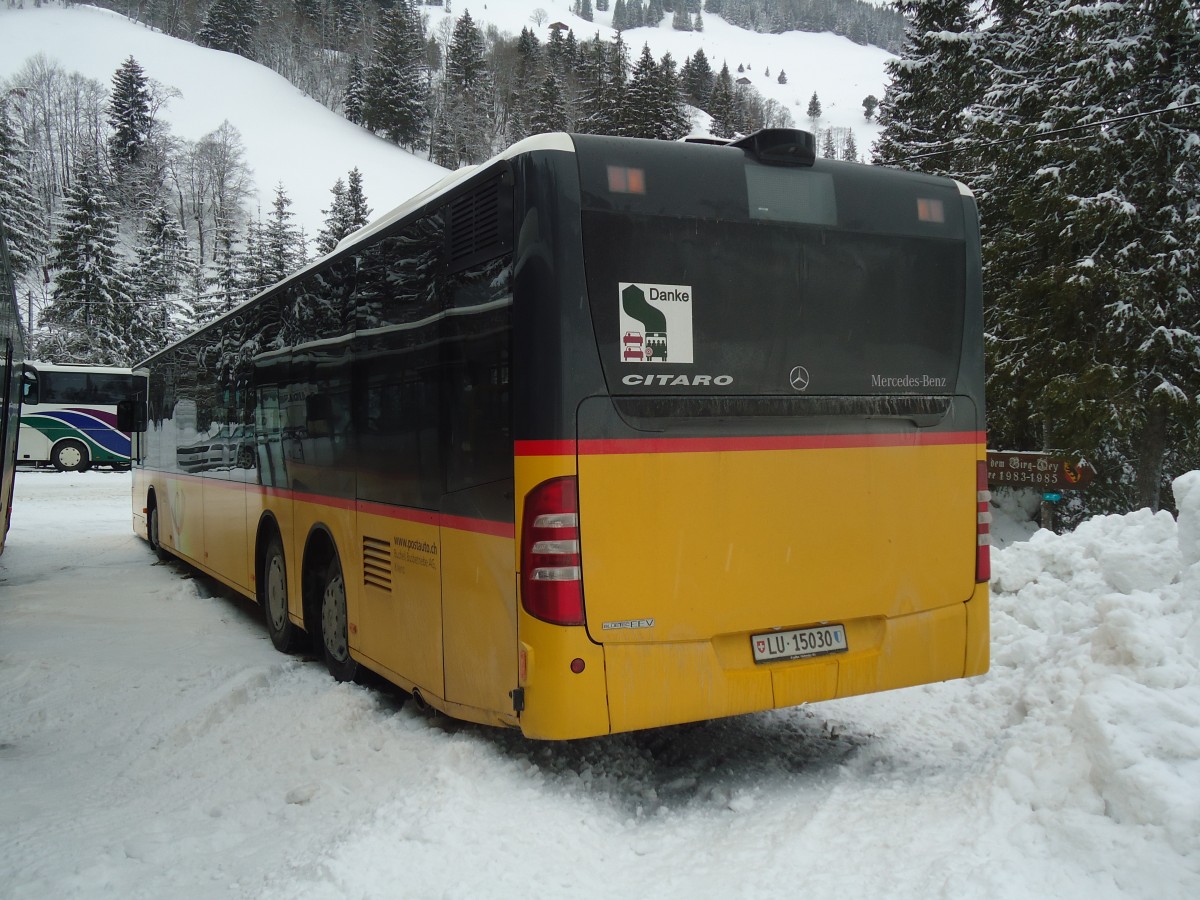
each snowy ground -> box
[1,470,1198,898]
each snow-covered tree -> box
[107,56,154,172]
[262,183,306,286]
[362,1,428,150]
[127,204,194,359]
[873,1,982,171]
[41,163,132,364]
[316,167,371,255]
[431,10,495,167]
[0,100,47,286]
[197,0,257,60]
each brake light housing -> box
[521,476,585,625]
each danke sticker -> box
[618,282,694,364]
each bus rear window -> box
[583,213,965,397]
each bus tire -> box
[52,439,90,473]
[147,503,171,561]
[320,555,360,683]
[263,537,305,654]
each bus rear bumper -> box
[602,591,988,735]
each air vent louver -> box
[445,175,513,273]
[362,535,392,592]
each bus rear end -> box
[512,132,987,739]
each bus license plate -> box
[752,625,848,664]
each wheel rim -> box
[149,507,159,547]
[57,444,82,469]
[322,571,349,662]
[266,552,287,631]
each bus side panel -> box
[354,504,445,699]
[440,521,517,720]
[161,474,206,565]
[16,420,49,462]
[202,477,249,591]
[132,467,149,540]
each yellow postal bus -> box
[128,129,989,739]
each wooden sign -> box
[986,451,1096,491]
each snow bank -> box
[986,471,1200,876]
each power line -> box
[900,99,1200,163]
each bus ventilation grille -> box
[362,535,393,592]
[445,175,513,273]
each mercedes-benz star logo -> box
[789,365,810,392]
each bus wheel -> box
[263,537,304,654]
[147,503,171,561]
[52,440,90,472]
[320,556,360,683]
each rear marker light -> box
[976,461,991,583]
[521,476,585,626]
[570,658,586,674]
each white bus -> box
[18,362,145,471]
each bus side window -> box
[22,367,38,405]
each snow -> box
[2,471,1198,898]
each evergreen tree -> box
[0,100,47,284]
[821,128,836,159]
[195,214,244,325]
[344,55,366,125]
[263,183,305,286]
[806,91,822,126]
[432,10,495,167]
[623,43,660,137]
[708,62,736,138]
[127,204,193,359]
[843,130,858,162]
[316,177,349,256]
[531,73,570,135]
[613,0,628,30]
[107,56,154,172]
[42,163,132,364]
[682,48,714,107]
[777,68,786,84]
[652,51,691,140]
[873,1,982,171]
[673,6,692,29]
[362,2,429,150]
[197,0,257,60]
[316,167,372,255]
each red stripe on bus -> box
[144,473,513,539]
[518,431,985,457]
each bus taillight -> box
[521,476,585,626]
[977,460,992,583]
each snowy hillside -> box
[1,472,1198,897]
[0,2,892,234]
[0,5,447,236]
